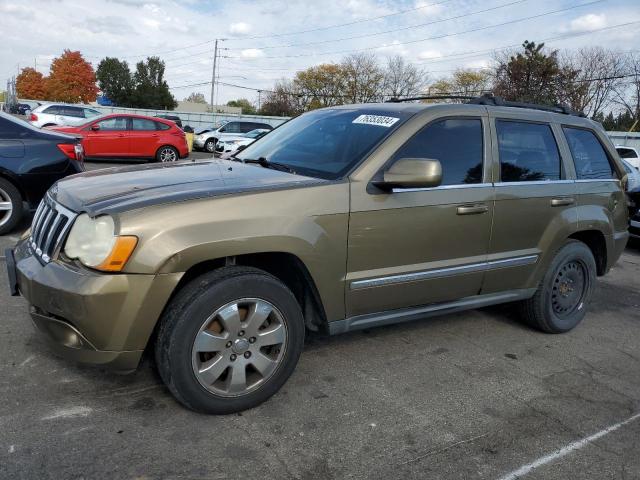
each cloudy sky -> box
[1,0,639,105]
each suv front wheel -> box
[520,240,597,333]
[155,267,305,414]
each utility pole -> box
[257,90,262,112]
[210,39,218,113]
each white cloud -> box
[569,13,607,31]
[240,48,264,59]
[418,50,442,60]
[229,22,252,35]
[414,0,443,16]
[378,40,409,57]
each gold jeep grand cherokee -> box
[6,96,630,414]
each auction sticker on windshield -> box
[352,115,400,127]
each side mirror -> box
[376,158,443,190]
[91,124,100,131]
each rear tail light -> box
[57,143,84,161]
[30,113,38,122]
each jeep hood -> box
[50,159,325,215]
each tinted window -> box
[84,108,101,118]
[132,118,157,131]
[563,127,614,180]
[617,147,638,159]
[497,121,561,182]
[391,118,484,186]
[236,109,411,180]
[155,121,170,131]
[43,106,61,114]
[222,122,241,134]
[97,117,128,131]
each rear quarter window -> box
[563,127,615,180]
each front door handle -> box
[457,204,489,215]
[550,197,575,207]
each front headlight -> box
[64,214,138,272]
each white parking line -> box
[497,412,640,480]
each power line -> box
[226,0,605,60]
[228,0,529,51]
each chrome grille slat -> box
[29,195,77,264]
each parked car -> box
[616,145,639,170]
[0,112,84,234]
[215,128,270,155]
[194,121,274,153]
[155,114,183,129]
[6,98,629,414]
[49,114,189,162]
[30,104,102,128]
[621,158,640,218]
[631,210,640,240]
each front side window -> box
[497,120,561,182]
[97,117,128,131]
[390,118,484,186]
[236,108,412,180]
[563,127,614,180]
[43,105,61,115]
[63,107,84,118]
[223,123,241,134]
[132,118,157,131]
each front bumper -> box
[9,239,182,371]
[193,137,206,148]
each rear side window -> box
[617,147,638,159]
[132,118,157,131]
[496,120,561,182]
[563,127,614,180]
[223,122,241,134]
[391,118,484,186]
[155,121,171,131]
[43,105,61,114]
[97,117,128,131]
[62,106,84,118]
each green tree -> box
[227,98,257,114]
[493,41,585,108]
[184,92,207,104]
[131,57,177,110]
[96,57,133,106]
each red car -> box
[50,114,189,162]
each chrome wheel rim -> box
[0,187,13,228]
[191,298,288,397]
[551,260,587,317]
[205,141,215,152]
[160,148,177,162]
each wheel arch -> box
[0,170,26,203]
[568,229,608,276]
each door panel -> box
[346,114,494,317]
[84,117,130,157]
[129,117,160,157]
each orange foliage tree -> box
[16,68,48,99]
[46,50,99,103]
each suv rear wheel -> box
[0,178,23,235]
[519,240,596,333]
[155,266,305,414]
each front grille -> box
[29,196,77,263]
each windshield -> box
[236,108,413,179]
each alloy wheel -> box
[160,148,177,162]
[191,298,288,397]
[0,187,13,228]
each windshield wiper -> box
[243,157,296,174]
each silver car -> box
[194,121,273,153]
[30,104,102,128]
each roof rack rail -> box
[386,95,477,103]
[469,94,586,117]
[387,93,586,117]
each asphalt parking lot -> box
[1,160,639,479]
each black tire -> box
[0,178,24,235]
[155,145,179,162]
[519,240,597,333]
[204,139,216,153]
[155,266,305,414]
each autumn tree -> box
[16,67,47,99]
[185,92,207,104]
[341,53,385,103]
[131,57,177,110]
[47,50,98,103]
[96,57,134,107]
[428,69,491,101]
[227,98,257,114]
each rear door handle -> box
[550,197,575,207]
[457,204,489,215]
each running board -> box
[328,289,536,335]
